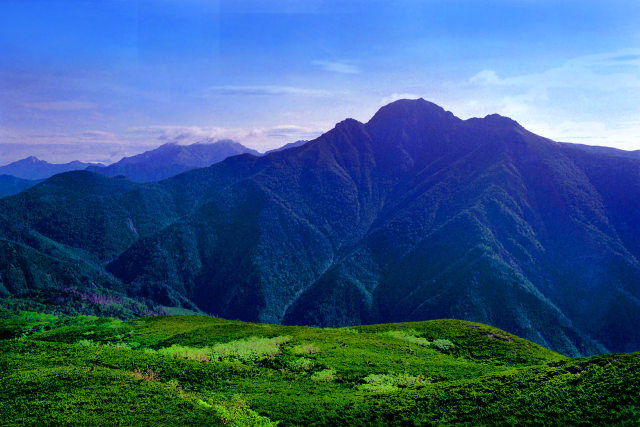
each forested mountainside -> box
[2,99,640,356]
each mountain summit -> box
[86,140,260,182]
[0,157,94,180]
[2,99,640,356]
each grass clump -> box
[156,336,292,364]
[359,373,429,393]
[157,344,211,362]
[291,343,320,356]
[211,336,291,362]
[212,395,278,426]
[383,330,454,352]
[432,339,454,351]
[384,329,431,347]
[311,369,337,382]
[289,357,316,371]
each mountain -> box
[265,140,309,154]
[85,140,260,182]
[0,157,95,180]
[0,175,40,198]
[2,99,640,356]
[565,142,640,160]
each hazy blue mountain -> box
[265,140,309,154]
[0,157,96,180]
[0,175,40,198]
[2,99,640,357]
[86,140,260,182]
[564,142,640,159]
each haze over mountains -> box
[0,156,94,180]
[86,140,260,182]
[0,140,260,182]
[1,99,639,357]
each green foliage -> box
[0,313,638,426]
[432,338,454,351]
[291,343,320,356]
[210,336,291,362]
[156,336,291,364]
[157,344,211,362]
[359,373,430,393]
[311,369,337,382]
[383,329,454,352]
[212,395,278,426]
[290,357,316,371]
[383,329,432,347]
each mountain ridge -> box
[86,140,260,182]
[0,157,97,180]
[1,99,639,356]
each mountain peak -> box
[86,140,260,182]
[368,98,457,125]
[481,113,522,128]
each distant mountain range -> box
[0,156,95,180]
[0,140,265,197]
[264,140,308,154]
[86,140,260,182]
[1,99,639,357]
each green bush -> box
[289,357,315,371]
[157,344,211,362]
[432,339,454,351]
[359,373,429,393]
[311,369,337,382]
[210,336,291,362]
[156,336,292,364]
[291,343,320,356]
[383,329,431,347]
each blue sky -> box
[1,0,640,164]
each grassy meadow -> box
[1,311,638,425]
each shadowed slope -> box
[2,99,640,356]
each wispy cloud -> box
[468,49,640,90]
[82,130,117,139]
[379,93,425,105]
[22,100,97,111]
[312,60,361,74]
[127,124,326,151]
[208,85,337,97]
[267,125,322,139]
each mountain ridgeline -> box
[1,99,639,356]
[86,140,260,182]
[0,157,94,180]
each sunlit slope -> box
[1,313,638,425]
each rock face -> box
[2,99,640,356]
[86,140,260,182]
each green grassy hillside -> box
[1,312,638,425]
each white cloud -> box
[312,60,361,74]
[379,93,424,105]
[127,124,326,152]
[468,70,501,86]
